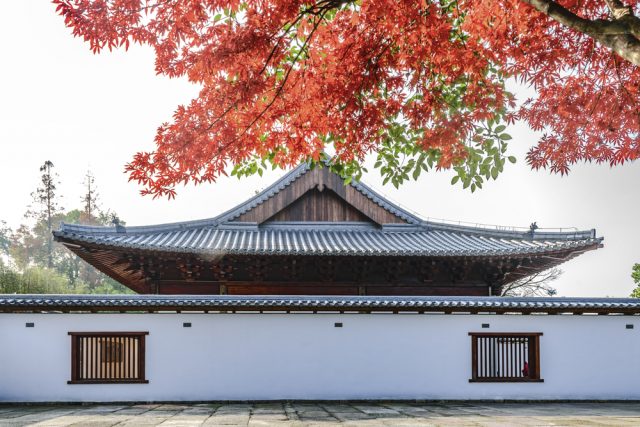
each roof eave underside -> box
[52,237,599,293]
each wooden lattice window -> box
[68,332,149,384]
[469,333,543,383]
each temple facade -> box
[54,163,602,296]
[4,165,639,404]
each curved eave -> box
[55,220,600,244]
[53,228,602,258]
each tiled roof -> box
[53,162,602,257]
[2,295,639,314]
[55,222,600,257]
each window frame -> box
[68,332,149,384]
[469,332,543,383]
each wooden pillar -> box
[149,281,159,294]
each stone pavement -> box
[0,402,639,426]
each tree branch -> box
[521,0,640,65]
[501,267,562,297]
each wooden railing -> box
[68,332,148,384]
[469,333,542,382]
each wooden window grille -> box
[68,332,149,384]
[469,333,543,382]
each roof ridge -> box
[215,162,311,222]
[348,179,422,224]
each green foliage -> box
[0,165,133,295]
[0,220,10,255]
[630,264,640,298]
[452,120,515,193]
[230,71,515,192]
[0,260,78,294]
[230,117,515,192]
[0,261,130,295]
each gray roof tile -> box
[54,225,600,256]
[1,295,639,314]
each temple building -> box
[53,163,601,296]
[6,163,639,404]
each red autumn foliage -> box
[53,0,640,198]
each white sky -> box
[1,2,639,297]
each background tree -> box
[28,161,62,267]
[81,170,99,220]
[0,220,10,257]
[630,264,640,297]
[500,268,561,297]
[80,169,123,227]
[1,165,132,294]
[54,0,640,198]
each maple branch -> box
[521,0,640,65]
[201,4,336,168]
[257,0,347,76]
[205,0,354,133]
[240,9,329,137]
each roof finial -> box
[111,215,125,233]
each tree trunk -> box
[522,0,640,66]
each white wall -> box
[1,312,639,402]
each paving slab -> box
[1,402,640,426]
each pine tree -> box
[32,161,62,268]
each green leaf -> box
[412,167,421,180]
[500,133,512,140]
[508,156,517,164]
[491,167,499,180]
[494,125,506,133]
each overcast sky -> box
[1,2,638,297]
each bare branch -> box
[501,268,562,297]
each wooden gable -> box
[265,188,373,223]
[233,167,408,225]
